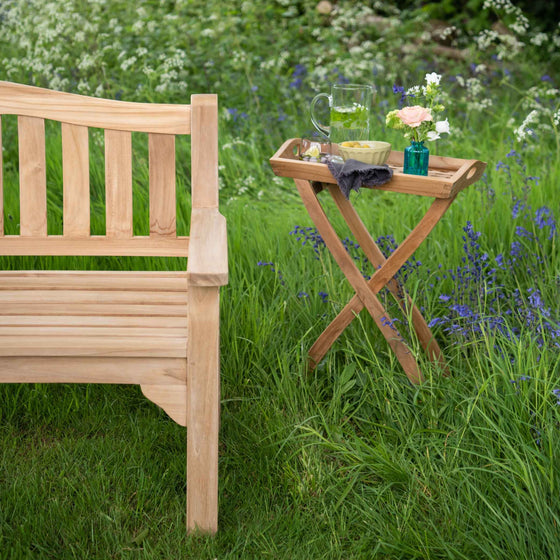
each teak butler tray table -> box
[270,138,487,383]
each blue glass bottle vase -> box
[403,140,429,176]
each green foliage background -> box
[0,1,559,558]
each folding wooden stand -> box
[270,138,486,383]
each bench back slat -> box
[149,133,176,237]
[18,115,47,237]
[0,116,3,237]
[105,129,133,238]
[62,123,90,237]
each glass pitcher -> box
[310,84,374,144]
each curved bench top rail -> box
[0,81,191,134]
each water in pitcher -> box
[329,103,369,143]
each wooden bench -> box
[0,81,227,534]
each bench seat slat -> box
[0,315,186,328]
[0,357,187,384]
[0,336,187,357]
[0,271,188,291]
[0,327,187,337]
[0,289,187,305]
[0,303,188,316]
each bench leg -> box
[186,285,220,534]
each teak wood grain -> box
[18,116,47,237]
[149,133,176,237]
[105,129,133,238]
[0,80,191,134]
[0,82,227,535]
[0,116,3,237]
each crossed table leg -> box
[294,178,455,384]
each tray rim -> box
[270,138,487,199]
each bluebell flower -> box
[381,316,400,330]
[450,304,474,318]
[527,288,544,310]
[227,107,248,122]
[511,199,525,219]
[515,226,533,239]
[534,206,557,239]
[510,241,522,259]
[257,261,285,286]
[292,64,307,78]
[319,291,328,303]
[290,225,325,258]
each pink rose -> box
[396,105,433,128]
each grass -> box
[0,0,560,558]
[1,194,559,558]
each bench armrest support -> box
[187,208,228,287]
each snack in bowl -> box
[338,140,391,165]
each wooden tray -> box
[270,138,487,199]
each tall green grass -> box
[1,1,559,558]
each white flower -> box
[514,109,539,141]
[435,119,450,134]
[425,72,441,86]
[426,130,440,141]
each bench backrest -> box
[0,81,218,258]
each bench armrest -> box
[187,208,228,287]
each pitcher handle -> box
[310,93,331,138]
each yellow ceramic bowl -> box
[338,140,391,165]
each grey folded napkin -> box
[327,158,393,199]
